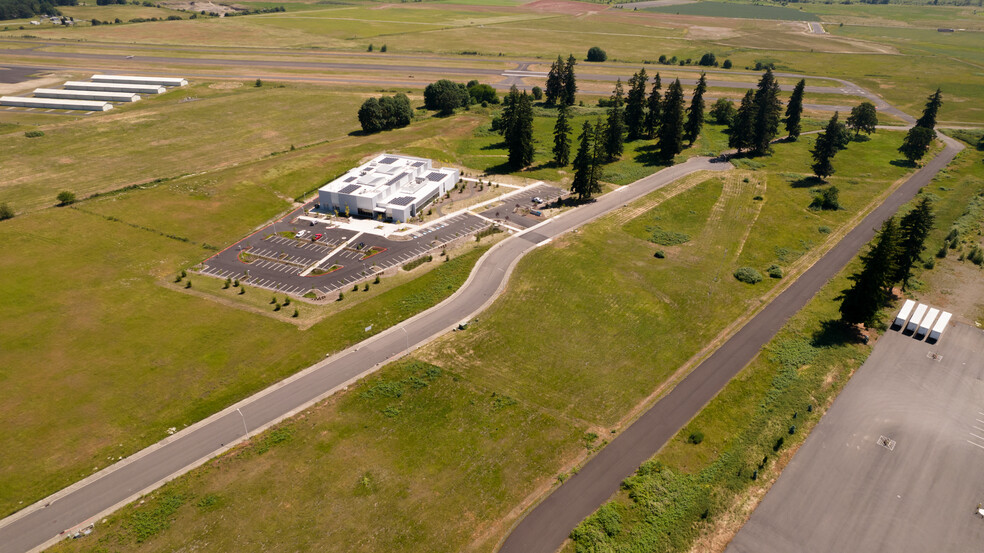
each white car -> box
[532,196,544,203]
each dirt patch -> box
[686,24,740,40]
[161,0,242,15]
[208,81,243,90]
[521,0,605,16]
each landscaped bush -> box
[402,254,433,271]
[734,267,763,284]
[767,264,783,279]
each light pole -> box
[236,408,249,440]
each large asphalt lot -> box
[0,156,730,553]
[728,322,984,553]
[496,134,964,553]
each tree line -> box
[839,197,935,327]
[0,0,75,20]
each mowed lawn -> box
[0,82,364,212]
[47,130,926,553]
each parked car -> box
[314,233,323,240]
[532,196,543,203]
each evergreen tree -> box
[545,55,564,106]
[563,54,578,106]
[604,79,625,162]
[625,68,648,141]
[846,101,878,137]
[683,72,707,145]
[751,69,783,155]
[914,88,943,130]
[784,79,805,141]
[498,85,520,138]
[553,102,572,166]
[728,90,756,154]
[643,73,662,139]
[839,217,900,326]
[571,121,594,200]
[507,92,535,168]
[590,119,606,197]
[898,126,934,163]
[811,112,842,180]
[892,197,935,290]
[657,79,685,162]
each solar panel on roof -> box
[426,172,446,182]
[344,176,356,182]
[412,161,426,167]
[379,156,398,164]
[339,184,360,194]
[389,196,415,206]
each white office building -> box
[317,154,460,223]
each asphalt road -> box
[0,156,730,553]
[728,322,984,553]
[496,133,964,553]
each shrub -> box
[586,46,607,62]
[364,283,370,291]
[254,78,262,87]
[687,431,704,444]
[184,280,192,289]
[722,59,732,69]
[24,130,44,138]
[709,98,736,125]
[969,246,984,266]
[734,267,763,284]
[809,186,841,210]
[767,264,783,279]
[337,291,344,301]
[0,202,13,221]
[697,52,716,66]
[923,258,935,269]
[56,190,77,206]
[531,85,543,100]
[818,225,831,234]
[648,227,690,246]
[283,297,291,306]
[653,250,666,259]
[467,82,498,105]
[239,286,245,295]
[374,275,381,284]
[936,242,949,258]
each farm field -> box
[644,1,820,22]
[566,140,984,553]
[44,129,931,553]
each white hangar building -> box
[318,154,460,223]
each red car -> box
[313,233,323,240]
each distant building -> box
[937,28,954,32]
[318,154,460,222]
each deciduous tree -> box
[846,101,878,137]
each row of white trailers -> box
[893,299,952,342]
[0,75,186,112]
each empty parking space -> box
[728,323,984,553]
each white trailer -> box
[0,96,113,111]
[91,74,187,87]
[34,88,140,102]
[917,308,939,337]
[929,311,952,342]
[64,81,165,94]
[906,303,928,333]
[894,299,916,329]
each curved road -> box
[0,157,729,553]
[497,133,963,553]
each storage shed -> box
[33,88,140,103]
[64,81,165,94]
[0,96,113,111]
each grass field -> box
[0,81,372,212]
[644,1,820,22]
[566,143,984,553]
[43,129,929,553]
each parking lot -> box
[728,322,984,553]
[198,205,491,297]
[478,183,566,229]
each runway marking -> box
[967,440,984,450]
[969,432,984,442]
